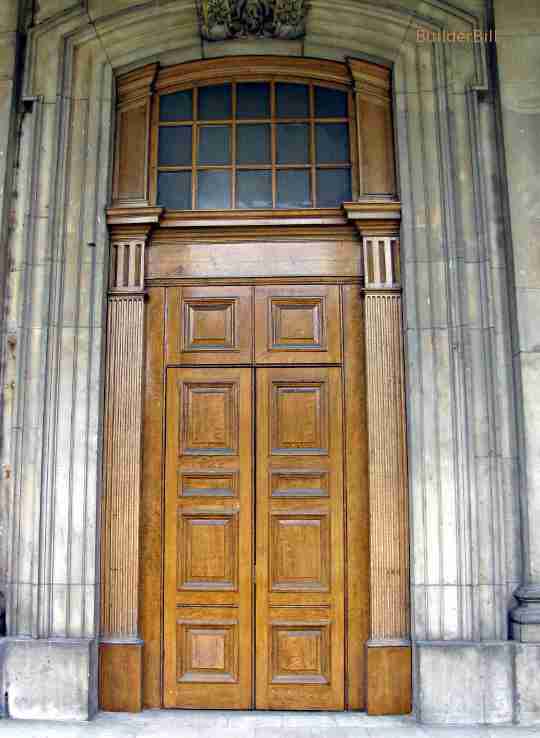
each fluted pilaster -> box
[99,210,162,711]
[344,201,410,714]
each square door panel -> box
[177,511,238,590]
[271,298,325,349]
[184,299,235,350]
[167,286,253,364]
[271,381,328,455]
[180,381,238,455]
[270,513,330,591]
[177,620,238,683]
[255,286,341,363]
[270,622,330,684]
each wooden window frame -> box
[149,65,359,212]
[112,56,397,223]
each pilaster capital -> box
[106,206,164,294]
[342,200,401,238]
[343,201,401,289]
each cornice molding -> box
[154,56,353,93]
[342,200,401,238]
[106,206,164,240]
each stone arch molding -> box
[1,0,523,724]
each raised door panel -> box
[164,367,252,709]
[255,367,345,710]
[167,286,253,365]
[254,286,341,364]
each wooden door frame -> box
[99,202,410,714]
[98,54,410,715]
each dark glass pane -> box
[237,82,270,119]
[160,90,193,121]
[277,170,311,208]
[316,168,351,207]
[157,171,192,210]
[276,82,309,118]
[277,123,309,164]
[314,86,348,118]
[236,171,272,209]
[316,123,350,163]
[198,84,232,120]
[197,170,231,209]
[198,125,231,165]
[158,126,192,166]
[237,124,271,165]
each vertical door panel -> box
[164,367,252,708]
[255,366,345,710]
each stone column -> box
[99,210,161,712]
[344,202,411,715]
[495,0,540,722]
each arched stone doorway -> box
[1,0,522,724]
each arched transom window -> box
[155,79,354,210]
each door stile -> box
[341,284,370,710]
[339,285,350,711]
[251,363,257,709]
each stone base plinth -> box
[0,637,98,720]
[415,641,540,725]
[515,643,540,723]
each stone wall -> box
[494,0,540,723]
[0,0,537,723]
[0,0,23,716]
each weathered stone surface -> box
[495,0,540,655]
[0,2,18,32]
[416,643,515,724]
[0,0,533,723]
[1,638,97,720]
[34,0,82,25]
[515,644,540,723]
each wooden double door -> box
[162,284,368,710]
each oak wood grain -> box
[166,285,253,365]
[164,367,253,708]
[255,366,345,710]
[140,287,165,708]
[367,646,412,715]
[99,643,143,713]
[342,284,370,709]
[254,285,341,364]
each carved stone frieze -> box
[196,0,308,41]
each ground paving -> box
[1,711,540,738]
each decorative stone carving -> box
[196,0,308,40]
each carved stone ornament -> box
[196,0,308,41]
